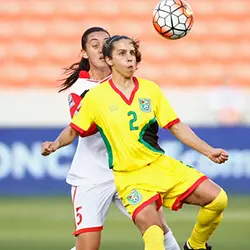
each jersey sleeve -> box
[154,85,180,129]
[68,93,82,118]
[68,77,95,118]
[70,92,96,137]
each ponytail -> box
[58,57,90,93]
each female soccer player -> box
[56,28,180,250]
[42,35,228,250]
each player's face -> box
[109,39,137,78]
[83,31,110,69]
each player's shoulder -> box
[89,77,111,94]
[136,77,160,91]
[70,78,99,95]
[137,77,157,85]
[70,71,99,95]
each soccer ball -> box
[153,0,194,40]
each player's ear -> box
[135,63,140,70]
[81,49,88,59]
[105,57,113,67]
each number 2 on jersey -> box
[128,111,139,131]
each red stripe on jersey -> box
[70,122,86,136]
[83,123,98,136]
[132,194,162,222]
[70,122,98,137]
[73,226,103,236]
[69,93,82,118]
[99,74,112,83]
[163,118,180,129]
[72,186,78,204]
[86,79,99,83]
[109,76,139,105]
[172,176,208,211]
[72,186,78,232]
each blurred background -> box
[0,0,250,249]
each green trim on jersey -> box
[180,161,194,169]
[138,118,165,154]
[97,125,113,169]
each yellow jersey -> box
[70,77,180,172]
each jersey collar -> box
[79,70,90,79]
[109,77,139,105]
[79,70,111,84]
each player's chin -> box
[97,60,108,68]
[125,68,135,78]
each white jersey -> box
[66,75,113,186]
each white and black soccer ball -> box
[153,0,194,40]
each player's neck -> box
[89,67,111,81]
[111,73,134,91]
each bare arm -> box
[169,122,213,157]
[169,121,229,163]
[41,126,79,156]
[55,126,79,148]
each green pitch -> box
[0,196,249,250]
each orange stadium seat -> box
[0,0,249,88]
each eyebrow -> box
[89,38,99,43]
[117,49,135,52]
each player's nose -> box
[127,56,132,62]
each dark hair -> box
[59,27,110,92]
[102,35,142,63]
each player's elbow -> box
[169,121,183,134]
[68,126,80,141]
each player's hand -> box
[207,148,229,164]
[41,141,60,156]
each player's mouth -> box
[99,56,104,61]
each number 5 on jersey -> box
[128,111,139,131]
[76,206,83,225]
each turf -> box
[0,196,249,250]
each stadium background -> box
[0,0,249,249]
